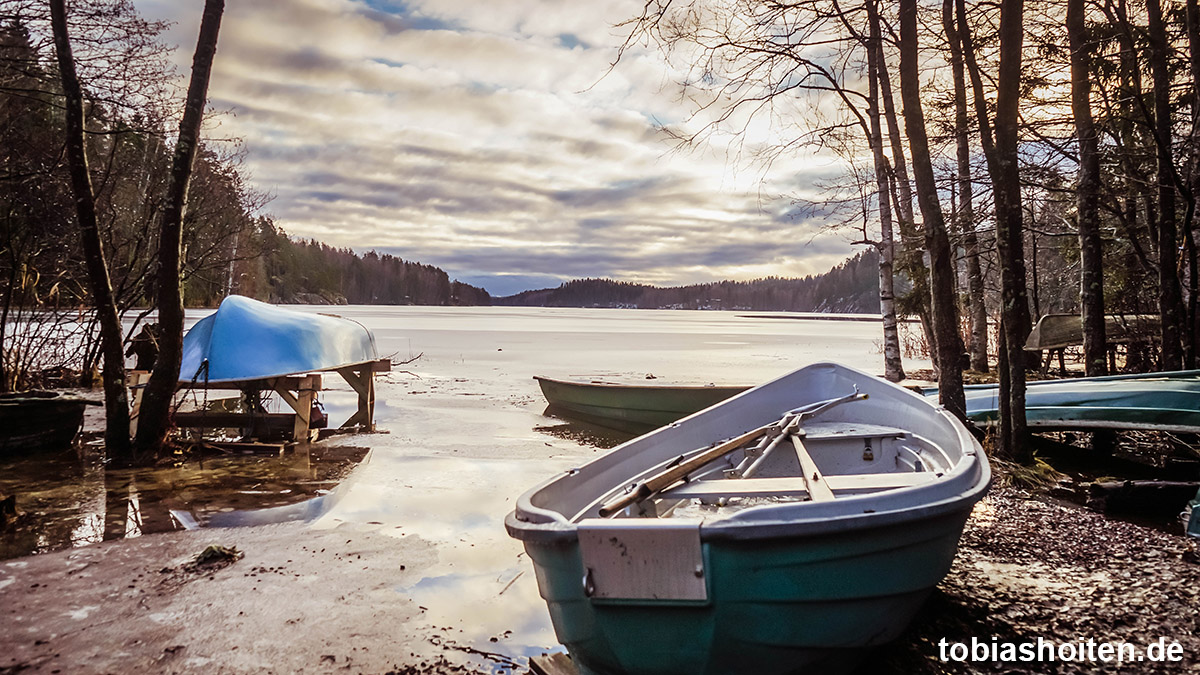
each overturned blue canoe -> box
[952,370,1200,433]
[179,295,378,384]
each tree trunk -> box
[943,0,988,373]
[960,0,1030,460]
[1069,0,1108,377]
[898,0,965,421]
[876,33,936,371]
[1185,0,1200,365]
[994,0,1031,461]
[49,0,132,461]
[134,0,225,457]
[1147,0,1185,371]
[868,0,905,383]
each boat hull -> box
[959,369,1200,433]
[0,392,91,455]
[518,505,973,675]
[180,295,377,384]
[535,376,749,434]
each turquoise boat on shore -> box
[955,369,1200,432]
[509,363,990,675]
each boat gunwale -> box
[534,375,751,394]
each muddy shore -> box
[3,308,1200,673]
[5,482,1197,674]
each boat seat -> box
[664,472,936,500]
[799,421,907,441]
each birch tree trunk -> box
[49,0,132,462]
[875,32,936,374]
[134,0,225,457]
[867,0,905,383]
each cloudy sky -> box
[134,0,856,296]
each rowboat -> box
[539,370,1200,435]
[508,362,990,675]
[1023,313,1159,351]
[179,295,377,384]
[957,369,1200,433]
[0,391,98,455]
[534,376,750,434]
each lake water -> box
[2,306,924,670]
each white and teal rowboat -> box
[507,362,990,675]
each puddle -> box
[0,442,369,560]
[311,453,576,671]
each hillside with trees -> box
[0,5,487,393]
[497,251,882,312]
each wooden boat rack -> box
[128,358,391,443]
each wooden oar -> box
[597,389,870,517]
[597,423,778,517]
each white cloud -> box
[133,0,855,293]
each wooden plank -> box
[183,374,320,391]
[667,477,811,499]
[664,472,935,500]
[172,411,293,428]
[127,371,151,437]
[530,653,579,675]
[827,472,937,492]
[336,367,370,397]
[801,421,905,441]
[792,435,835,501]
[203,440,286,454]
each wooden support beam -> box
[791,435,835,501]
[337,366,375,431]
[126,371,151,437]
[268,374,320,443]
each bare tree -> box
[1068,0,1107,377]
[48,0,131,460]
[866,0,904,382]
[942,0,989,373]
[1146,0,1185,371]
[615,0,912,381]
[134,0,224,457]
[898,0,966,420]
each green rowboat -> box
[534,376,750,434]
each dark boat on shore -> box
[0,391,97,455]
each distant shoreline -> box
[738,313,920,323]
